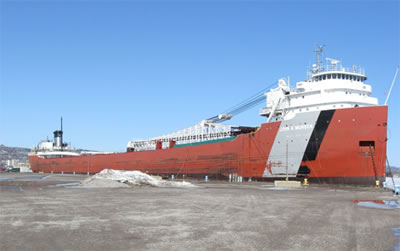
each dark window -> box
[359,141,375,147]
[359,141,375,153]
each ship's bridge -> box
[309,58,367,83]
[259,57,378,122]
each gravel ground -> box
[0,173,399,251]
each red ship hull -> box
[29,106,388,185]
[303,106,387,185]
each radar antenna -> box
[326,58,340,65]
[326,58,340,71]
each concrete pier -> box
[0,172,398,250]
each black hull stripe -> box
[302,110,335,161]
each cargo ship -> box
[29,48,388,185]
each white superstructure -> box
[30,138,81,158]
[30,118,114,158]
[260,47,378,122]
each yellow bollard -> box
[375,180,380,188]
[303,178,309,186]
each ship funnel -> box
[54,130,63,148]
[53,117,63,148]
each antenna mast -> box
[313,45,325,72]
[61,117,63,132]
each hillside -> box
[387,165,400,175]
[0,144,30,167]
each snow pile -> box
[384,176,400,192]
[81,169,197,188]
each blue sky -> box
[1,1,399,165]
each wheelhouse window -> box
[327,74,331,79]
[333,74,337,79]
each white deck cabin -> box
[260,57,378,122]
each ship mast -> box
[313,45,325,73]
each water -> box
[353,200,400,210]
[393,227,400,251]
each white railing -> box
[314,63,365,75]
[127,121,235,151]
